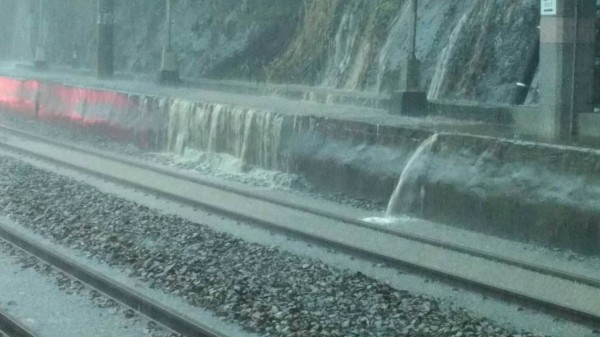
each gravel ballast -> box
[0,155,552,337]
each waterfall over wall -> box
[163,97,427,200]
[386,134,439,217]
[166,100,292,172]
[3,74,600,252]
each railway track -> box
[0,124,599,328]
[0,220,225,337]
[0,308,37,337]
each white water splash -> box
[362,216,399,226]
[362,214,420,227]
[166,99,289,171]
[151,148,308,191]
[385,134,439,217]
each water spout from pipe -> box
[385,133,438,217]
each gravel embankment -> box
[0,156,548,337]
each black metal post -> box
[159,0,179,85]
[97,0,114,79]
[389,0,427,116]
[569,0,580,138]
[409,0,418,59]
[166,0,172,51]
[34,0,47,69]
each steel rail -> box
[0,125,599,327]
[0,124,599,290]
[0,309,37,337]
[0,223,226,337]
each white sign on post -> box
[541,0,557,16]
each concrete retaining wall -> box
[422,134,600,254]
[427,100,516,124]
[0,77,38,117]
[0,77,168,148]
[580,113,600,140]
[1,75,599,254]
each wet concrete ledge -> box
[424,134,600,254]
[0,74,598,254]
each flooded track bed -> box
[0,124,596,335]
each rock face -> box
[0,0,540,104]
[427,1,539,104]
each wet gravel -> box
[0,155,550,337]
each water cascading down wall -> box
[1,76,600,255]
[1,0,598,254]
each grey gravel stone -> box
[0,155,551,337]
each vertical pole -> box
[97,0,114,79]
[569,0,580,138]
[159,0,179,85]
[38,0,43,45]
[166,0,172,51]
[409,0,418,59]
[400,0,420,92]
[537,0,595,140]
[34,0,47,69]
[389,0,427,115]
